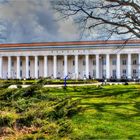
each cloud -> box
[0,0,80,43]
[0,0,59,43]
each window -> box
[103,69,106,77]
[133,60,137,65]
[38,60,39,66]
[122,69,127,75]
[93,60,96,65]
[12,61,14,67]
[93,70,96,77]
[73,60,75,66]
[112,59,116,65]
[29,70,30,77]
[122,60,127,65]
[20,70,22,77]
[112,70,116,77]
[133,69,137,74]
[20,60,22,67]
[102,59,106,65]
[133,69,137,77]
[83,60,85,65]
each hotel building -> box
[0,40,140,80]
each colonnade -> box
[0,53,140,79]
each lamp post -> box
[64,75,69,87]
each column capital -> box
[117,53,121,55]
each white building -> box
[0,40,140,80]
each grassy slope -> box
[0,84,140,139]
[48,85,140,140]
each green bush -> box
[0,89,16,101]
[41,122,59,135]
[0,111,18,127]
[58,119,73,137]
[19,133,48,140]
[16,110,35,127]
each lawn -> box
[0,82,140,140]
[47,85,140,139]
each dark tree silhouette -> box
[51,0,140,39]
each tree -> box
[51,0,140,40]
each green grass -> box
[0,82,140,139]
[47,85,140,139]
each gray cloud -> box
[0,0,79,43]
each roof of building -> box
[0,40,140,48]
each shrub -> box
[41,122,59,135]
[0,89,16,101]
[58,119,73,137]
[0,111,18,127]
[18,133,48,140]
[16,110,35,127]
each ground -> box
[49,85,140,139]
[0,80,140,140]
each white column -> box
[26,56,29,79]
[128,53,131,79]
[35,56,38,79]
[16,56,20,79]
[53,55,57,79]
[106,54,110,79]
[8,56,11,79]
[138,54,140,79]
[0,56,3,79]
[64,55,68,77]
[44,56,48,78]
[75,55,78,79]
[117,54,121,79]
[96,54,99,79]
[85,54,89,78]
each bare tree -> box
[51,0,140,40]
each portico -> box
[0,40,140,80]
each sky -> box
[0,0,128,43]
[0,0,81,43]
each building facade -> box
[0,40,140,80]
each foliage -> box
[1,82,140,139]
[0,111,18,127]
[0,81,81,139]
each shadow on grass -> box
[81,101,140,120]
